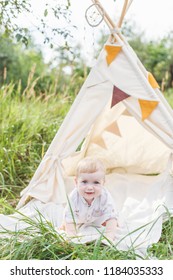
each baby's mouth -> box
[85,192,94,195]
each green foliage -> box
[0,0,72,48]
[0,1,30,36]
[0,80,77,202]
[129,37,169,85]
[121,21,173,90]
[0,34,88,95]
[164,88,173,107]
[148,215,173,259]
[0,35,47,90]
[0,65,85,203]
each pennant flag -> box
[105,122,121,137]
[92,136,107,150]
[148,72,160,89]
[138,99,159,121]
[111,85,130,108]
[105,45,122,66]
[122,109,132,116]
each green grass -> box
[0,207,150,260]
[148,217,173,259]
[0,82,74,204]
[0,207,172,260]
[164,89,173,108]
[0,80,173,260]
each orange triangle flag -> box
[92,136,107,150]
[148,72,160,89]
[105,122,121,137]
[105,45,122,66]
[138,99,159,121]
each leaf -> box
[22,36,28,46]
[44,9,48,17]
[15,33,23,42]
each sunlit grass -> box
[0,80,75,204]
[0,203,172,260]
[0,204,150,260]
[164,88,173,108]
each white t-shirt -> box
[64,188,118,227]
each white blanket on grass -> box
[0,163,173,257]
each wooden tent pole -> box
[118,0,134,27]
[91,0,133,30]
[90,0,133,43]
[91,0,115,30]
[126,0,134,13]
[118,0,129,27]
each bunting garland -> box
[92,136,107,150]
[105,122,121,137]
[105,45,122,66]
[148,72,160,89]
[111,85,130,108]
[138,99,159,121]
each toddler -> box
[63,157,118,241]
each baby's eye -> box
[82,180,88,184]
[94,181,100,185]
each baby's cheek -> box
[95,187,102,195]
[78,188,84,196]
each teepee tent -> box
[1,0,173,253]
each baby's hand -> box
[58,223,65,231]
[105,218,117,242]
[105,232,116,242]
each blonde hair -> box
[76,157,105,177]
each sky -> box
[69,0,173,39]
[26,0,173,63]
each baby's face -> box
[75,170,105,205]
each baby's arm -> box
[105,218,117,241]
[65,222,77,236]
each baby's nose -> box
[86,184,94,190]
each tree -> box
[0,0,72,48]
[122,21,172,89]
[0,34,47,90]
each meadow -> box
[0,74,173,260]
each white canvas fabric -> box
[16,34,173,208]
[1,30,173,256]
